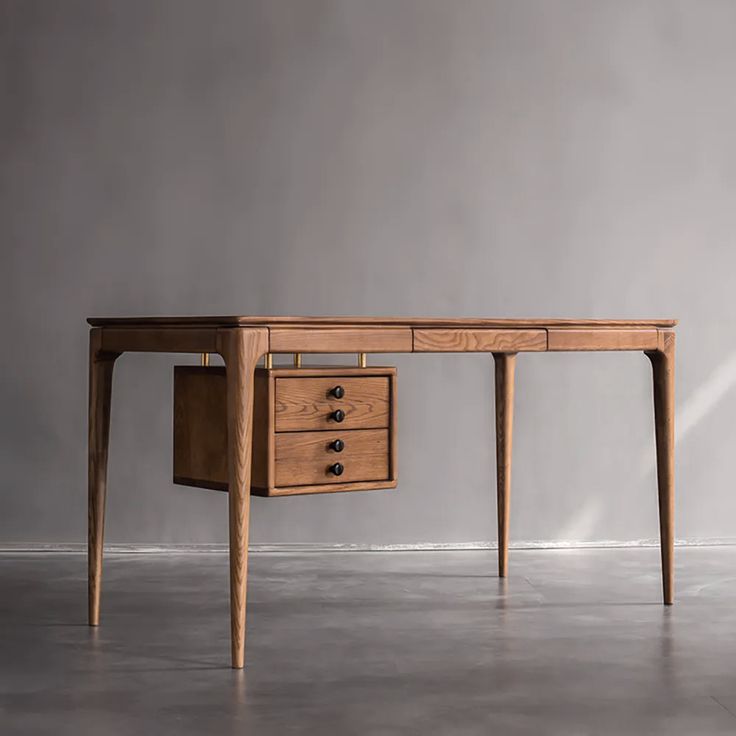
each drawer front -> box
[274,376,390,431]
[274,429,389,486]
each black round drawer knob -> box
[329,463,344,476]
[331,409,345,423]
[330,385,345,399]
[330,439,345,453]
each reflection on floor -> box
[1,547,736,735]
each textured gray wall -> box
[2,0,736,546]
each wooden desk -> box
[87,316,676,668]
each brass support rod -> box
[358,353,367,368]
[200,353,210,367]
[264,353,273,369]
[293,353,302,368]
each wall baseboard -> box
[1,538,735,554]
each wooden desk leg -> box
[646,332,675,605]
[88,329,119,626]
[218,328,269,668]
[493,353,516,578]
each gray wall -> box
[2,0,736,546]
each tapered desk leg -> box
[493,353,516,578]
[218,328,268,669]
[646,332,675,605]
[88,329,119,626]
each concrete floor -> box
[2,548,736,735]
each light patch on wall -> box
[639,350,736,478]
[557,497,605,543]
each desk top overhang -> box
[88,316,676,355]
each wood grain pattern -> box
[216,327,269,669]
[274,376,390,431]
[88,313,679,669]
[173,367,228,489]
[251,370,271,489]
[88,329,119,626]
[275,427,388,459]
[389,366,398,483]
[493,353,515,579]
[89,315,677,329]
[254,479,398,497]
[646,330,675,605]
[275,429,389,486]
[548,329,658,351]
[173,366,397,496]
[414,329,546,352]
[269,327,412,353]
[100,327,217,353]
[262,366,397,377]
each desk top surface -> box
[88,315,676,329]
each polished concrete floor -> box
[2,547,736,735]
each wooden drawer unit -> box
[174,365,397,497]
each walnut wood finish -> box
[216,328,269,668]
[269,327,412,353]
[101,327,217,353]
[268,367,396,496]
[173,366,272,492]
[548,328,659,351]
[268,366,399,377]
[88,329,119,626]
[414,329,546,352]
[275,376,390,431]
[646,330,675,605]
[493,353,516,578]
[274,429,389,486]
[174,366,397,498]
[251,370,271,489]
[274,427,388,461]
[87,316,677,669]
[261,479,396,497]
[89,316,676,328]
[173,367,228,489]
